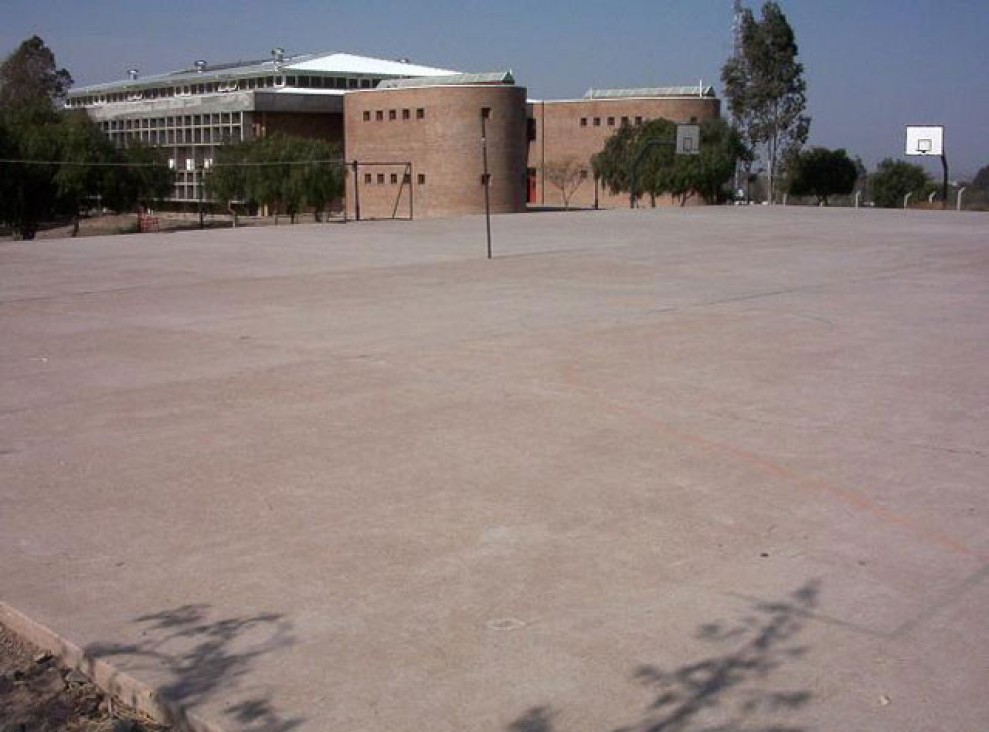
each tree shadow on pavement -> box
[84,603,302,731]
[508,581,819,732]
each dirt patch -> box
[0,622,167,732]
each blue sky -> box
[2,0,986,178]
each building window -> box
[389,109,397,120]
[348,78,358,88]
[621,116,629,126]
[363,111,370,121]
[690,116,698,123]
[580,117,587,127]
[416,108,425,119]
[607,116,615,126]
[593,117,601,127]
[390,173,398,184]
[364,173,372,184]
[377,173,385,184]
[635,116,643,125]
[375,110,383,121]
[286,76,297,86]
[360,79,372,88]
[417,173,426,185]
[481,107,491,119]
[402,108,410,120]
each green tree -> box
[117,141,174,211]
[592,118,742,206]
[870,159,932,208]
[0,35,73,110]
[788,147,858,205]
[207,134,343,222]
[670,119,748,205]
[721,1,810,204]
[54,111,120,234]
[0,105,69,239]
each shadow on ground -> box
[84,603,301,731]
[508,581,819,732]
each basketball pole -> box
[940,154,949,211]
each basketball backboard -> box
[905,126,943,156]
[676,124,701,155]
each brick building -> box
[67,50,721,217]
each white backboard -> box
[905,126,943,156]
[676,124,701,155]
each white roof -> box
[288,53,457,77]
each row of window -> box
[578,114,698,128]
[581,115,643,128]
[101,127,241,145]
[362,108,426,122]
[67,75,384,107]
[363,172,427,185]
[99,112,244,130]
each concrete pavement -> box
[1,206,987,731]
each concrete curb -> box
[0,600,223,732]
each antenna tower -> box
[732,0,744,60]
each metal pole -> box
[197,164,205,229]
[481,113,492,260]
[957,186,967,212]
[352,160,361,222]
[940,154,949,211]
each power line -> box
[0,158,347,167]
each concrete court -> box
[1,206,987,732]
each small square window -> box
[377,173,385,184]
[416,108,425,119]
[481,107,491,119]
[417,173,426,185]
[364,173,372,184]
[621,116,629,126]
[375,110,383,121]
[593,117,601,127]
[580,117,587,127]
[402,109,410,120]
[690,116,698,123]
[389,110,397,120]
[607,117,615,126]
[390,173,398,184]
[635,116,643,125]
[363,111,370,121]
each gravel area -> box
[0,623,166,732]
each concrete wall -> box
[528,96,720,209]
[344,85,529,219]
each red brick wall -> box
[344,85,528,219]
[528,96,720,209]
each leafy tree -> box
[117,141,174,211]
[543,157,586,209]
[592,123,639,201]
[721,1,810,204]
[207,134,343,222]
[788,147,858,205]
[870,159,932,208]
[0,36,73,110]
[54,111,120,234]
[0,105,69,239]
[972,165,989,193]
[671,119,748,205]
[592,118,743,206]
[593,119,676,207]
